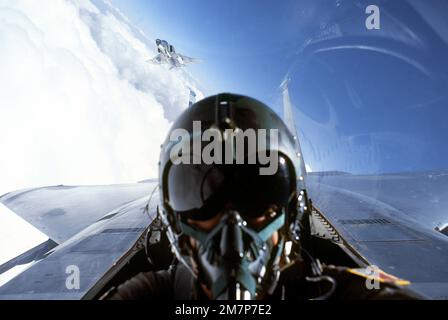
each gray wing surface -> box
[308,174,448,299]
[147,54,168,65]
[0,184,159,299]
[282,71,448,299]
[0,182,156,243]
[176,54,199,65]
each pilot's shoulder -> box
[322,265,420,299]
[324,264,409,285]
[101,269,174,300]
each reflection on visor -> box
[165,154,296,222]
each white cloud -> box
[0,204,47,266]
[0,0,200,196]
[0,0,201,269]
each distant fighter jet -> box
[148,39,198,69]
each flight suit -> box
[102,261,420,300]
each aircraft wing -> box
[0,182,156,243]
[281,76,448,299]
[0,181,159,299]
[176,54,200,65]
[147,54,169,65]
[307,174,448,299]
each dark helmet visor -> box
[163,154,296,221]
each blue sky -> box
[111,0,305,111]
[110,0,448,174]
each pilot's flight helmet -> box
[156,39,161,45]
[158,93,309,299]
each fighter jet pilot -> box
[103,94,420,300]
